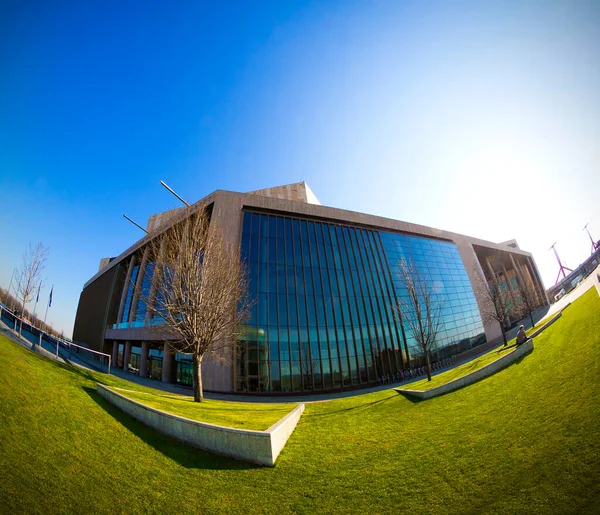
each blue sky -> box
[1,1,599,337]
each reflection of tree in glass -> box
[391,258,445,381]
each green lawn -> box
[1,289,599,514]
[406,343,519,391]
[114,387,295,430]
[406,310,561,391]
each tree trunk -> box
[192,353,204,402]
[425,351,432,381]
[530,312,535,329]
[500,321,507,346]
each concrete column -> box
[501,264,515,293]
[527,257,550,305]
[501,264,517,307]
[522,263,542,306]
[162,342,175,383]
[139,341,149,378]
[509,254,525,288]
[485,256,496,282]
[112,340,119,366]
[511,254,541,306]
[129,248,149,323]
[123,341,132,372]
[117,256,137,324]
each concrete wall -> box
[85,188,537,290]
[72,265,119,351]
[267,399,306,460]
[96,384,304,466]
[247,181,321,205]
[453,237,503,343]
[147,207,185,233]
[396,338,534,400]
[98,257,112,272]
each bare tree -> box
[15,242,49,336]
[391,258,444,381]
[144,206,251,402]
[514,275,538,329]
[473,266,514,346]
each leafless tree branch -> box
[15,242,49,336]
[391,258,444,381]
[513,274,538,329]
[142,206,251,401]
[472,265,514,345]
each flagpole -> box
[40,285,53,349]
[32,284,41,329]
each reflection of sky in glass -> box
[380,233,485,356]
[239,210,486,393]
[121,265,139,324]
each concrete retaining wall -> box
[396,339,534,400]
[96,384,304,466]
[528,311,563,339]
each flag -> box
[48,286,53,308]
[36,284,40,303]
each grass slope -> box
[408,310,562,391]
[1,289,599,514]
[408,343,519,390]
[114,388,294,430]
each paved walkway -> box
[544,264,600,318]
[3,269,598,404]
[0,319,69,364]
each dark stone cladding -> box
[73,264,119,351]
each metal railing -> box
[0,304,112,375]
[54,337,112,375]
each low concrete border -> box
[529,310,564,339]
[96,384,304,466]
[396,339,534,400]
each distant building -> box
[73,182,548,394]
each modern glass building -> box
[73,182,548,395]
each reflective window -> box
[135,262,155,321]
[380,232,485,362]
[238,212,486,393]
[121,264,139,323]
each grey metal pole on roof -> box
[123,214,149,234]
[160,180,190,206]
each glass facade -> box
[380,233,485,360]
[135,262,155,322]
[117,343,193,385]
[121,265,139,323]
[238,211,485,393]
